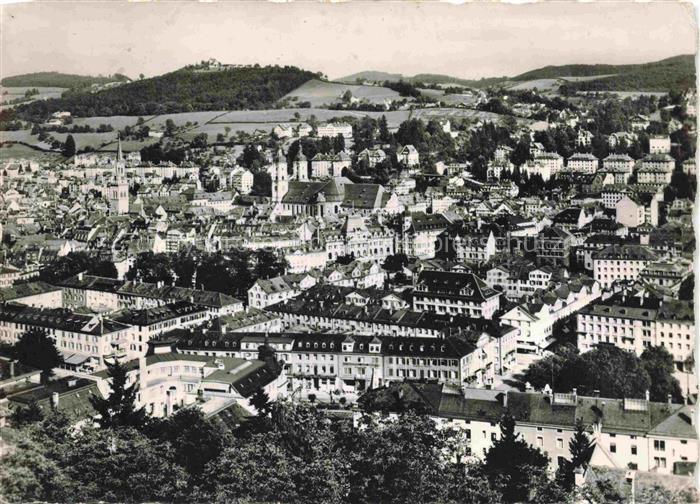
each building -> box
[638,154,675,185]
[230,167,254,195]
[398,145,420,167]
[412,270,501,319]
[649,136,671,155]
[592,245,658,288]
[316,123,353,139]
[536,227,574,267]
[567,153,599,174]
[374,382,697,475]
[577,292,694,371]
[0,303,133,372]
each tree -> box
[558,417,594,489]
[12,329,63,384]
[62,134,76,157]
[10,399,45,426]
[90,359,147,430]
[147,407,225,484]
[521,344,652,400]
[641,346,683,403]
[378,114,391,143]
[333,133,346,153]
[483,411,549,502]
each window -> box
[654,440,665,451]
[537,437,543,447]
[556,438,563,449]
[631,445,637,455]
[610,443,617,453]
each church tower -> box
[109,134,129,215]
[293,149,308,181]
[271,147,289,203]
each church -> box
[269,148,400,218]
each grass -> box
[0,142,63,162]
[283,79,403,107]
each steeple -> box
[117,134,124,163]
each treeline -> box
[1,71,130,88]
[14,65,321,120]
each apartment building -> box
[567,153,599,174]
[412,270,501,319]
[0,302,132,373]
[592,245,659,288]
[577,292,694,370]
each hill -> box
[512,55,695,92]
[557,55,695,93]
[1,71,130,89]
[14,65,322,120]
[336,71,403,83]
[337,71,506,88]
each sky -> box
[0,2,697,81]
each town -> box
[0,4,697,504]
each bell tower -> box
[272,147,288,203]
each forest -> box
[13,65,322,120]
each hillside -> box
[512,55,695,92]
[1,71,130,89]
[14,65,322,120]
[284,79,403,107]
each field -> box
[0,86,67,108]
[0,142,63,163]
[71,115,152,129]
[283,79,404,107]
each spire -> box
[116,134,124,162]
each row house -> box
[324,215,395,263]
[485,259,567,301]
[174,326,519,395]
[536,226,574,267]
[267,284,497,339]
[638,154,675,184]
[500,276,601,353]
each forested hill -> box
[514,55,695,92]
[513,54,694,81]
[1,71,130,88]
[14,65,322,120]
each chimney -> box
[691,409,695,426]
[9,360,15,377]
[594,389,600,398]
[645,390,650,401]
[572,388,577,399]
[51,392,59,408]
[667,394,672,406]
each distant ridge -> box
[1,71,131,89]
[339,54,695,92]
[336,71,506,88]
